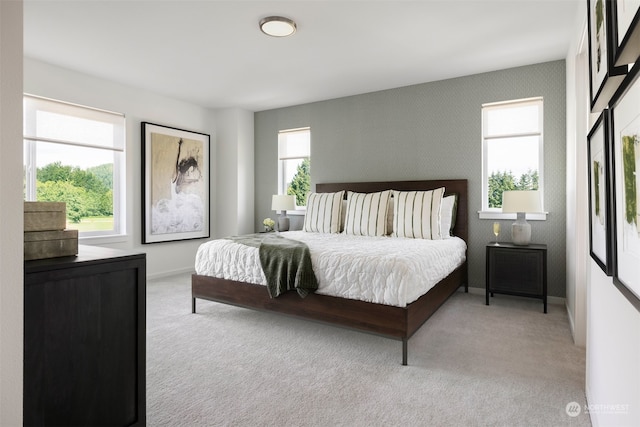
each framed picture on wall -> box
[587,109,614,275]
[588,0,628,112]
[612,0,640,66]
[142,122,210,244]
[610,61,640,311]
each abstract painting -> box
[588,109,613,275]
[611,62,640,309]
[142,122,210,243]
[588,0,628,112]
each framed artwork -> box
[588,0,628,112]
[612,0,640,66]
[610,62,640,311]
[587,109,614,275]
[142,122,210,244]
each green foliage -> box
[622,135,637,226]
[488,169,539,208]
[37,162,73,183]
[593,161,601,216]
[37,180,87,223]
[35,161,113,223]
[88,163,113,189]
[70,168,107,193]
[595,0,604,71]
[595,0,604,36]
[287,158,310,207]
[98,190,113,216]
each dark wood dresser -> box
[24,245,146,426]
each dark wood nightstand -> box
[486,243,547,313]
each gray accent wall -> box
[255,60,566,297]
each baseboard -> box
[466,285,565,305]
[585,387,596,427]
[566,302,577,340]
[548,295,565,305]
[147,267,195,281]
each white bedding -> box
[194,231,467,307]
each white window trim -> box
[479,97,547,220]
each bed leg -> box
[192,297,196,314]
[402,339,408,366]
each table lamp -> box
[501,190,542,246]
[271,194,296,231]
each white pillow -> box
[392,187,445,239]
[440,194,457,238]
[303,191,345,233]
[343,190,391,236]
[386,196,394,235]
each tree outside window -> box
[36,162,113,224]
[488,169,539,208]
[287,157,310,207]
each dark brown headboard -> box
[316,179,468,244]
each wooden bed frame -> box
[192,179,468,365]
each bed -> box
[192,179,468,365]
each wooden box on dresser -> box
[24,245,146,426]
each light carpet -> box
[146,274,591,426]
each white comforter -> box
[195,231,466,307]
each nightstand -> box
[486,243,547,313]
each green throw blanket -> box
[225,233,318,298]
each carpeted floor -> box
[146,273,591,426]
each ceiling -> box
[24,0,581,112]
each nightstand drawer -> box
[488,248,544,295]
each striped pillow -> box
[392,187,445,239]
[343,190,391,236]
[303,191,345,233]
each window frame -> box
[479,97,547,220]
[278,127,310,214]
[23,94,127,241]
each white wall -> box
[0,1,24,425]
[24,58,255,278]
[565,5,640,427]
[565,8,588,347]
[587,264,640,426]
[215,108,254,237]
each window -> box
[23,94,126,238]
[481,97,544,217]
[278,127,310,209]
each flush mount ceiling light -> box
[259,16,297,37]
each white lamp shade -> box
[271,194,296,211]
[501,190,542,213]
